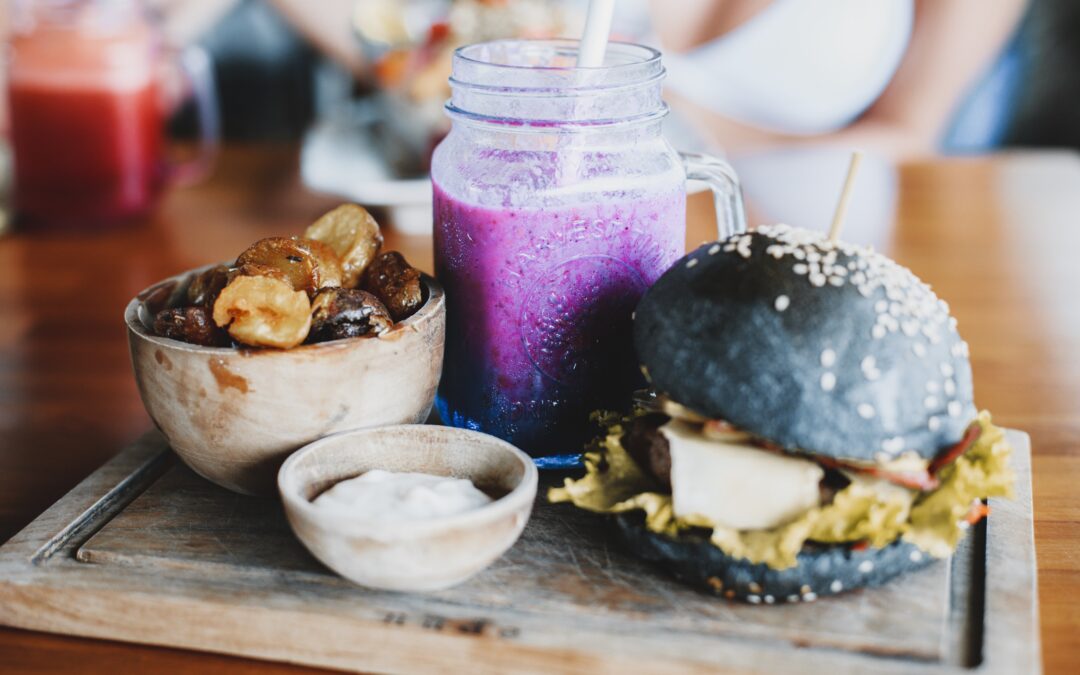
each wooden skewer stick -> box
[828,151,864,243]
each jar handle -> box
[680,151,747,239]
[166,45,221,186]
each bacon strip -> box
[815,455,940,491]
[696,416,982,492]
[965,502,990,525]
[929,422,982,475]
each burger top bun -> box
[633,225,976,463]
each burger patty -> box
[622,414,672,489]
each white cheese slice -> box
[663,420,824,530]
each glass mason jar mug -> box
[432,39,745,460]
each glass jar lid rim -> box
[453,38,662,74]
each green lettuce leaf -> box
[903,412,1015,556]
[549,411,1014,570]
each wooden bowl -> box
[278,425,537,591]
[125,264,445,496]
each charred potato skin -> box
[363,251,423,321]
[186,265,231,308]
[212,275,312,349]
[235,237,344,297]
[304,204,384,288]
[308,288,394,343]
[153,306,231,347]
[232,262,290,284]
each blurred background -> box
[0,0,1077,236]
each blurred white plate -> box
[301,117,434,235]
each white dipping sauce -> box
[313,470,492,522]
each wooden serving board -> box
[0,430,1040,674]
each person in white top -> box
[633,0,1027,158]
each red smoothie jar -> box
[7,0,218,229]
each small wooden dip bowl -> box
[278,425,537,592]
[125,264,445,496]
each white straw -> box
[576,0,616,68]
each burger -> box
[550,224,1015,603]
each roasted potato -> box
[186,265,231,308]
[308,288,393,343]
[304,204,383,288]
[362,251,423,321]
[235,237,344,296]
[212,275,312,349]
[154,306,230,347]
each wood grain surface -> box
[0,146,1077,673]
[0,429,1038,673]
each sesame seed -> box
[948,401,963,417]
[810,273,827,287]
[747,594,762,604]
[857,403,876,419]
[830,580,843,593]
[910,550,924,562]
[786,595,800,603]
[928,416,942,431]
[749,582,762,594]
[829,276,844,286]
[820,349,836,367]
[820,372,836,392]
[872,325,886,339]
[708,244,721,255]
[774,295,790,312]
[861,356,881,380]
[793,263,808,275]
[858,560,874,573]
[803,592,818,602]
[764,595,775,604]
[686,258,698,269]
[944,379,956,396]
[882,436,905,454]
[958,520,971,531]
[940,363,954,377]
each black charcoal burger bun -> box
[615,513,933,603]
[634,225,976,463]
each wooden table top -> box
[0,145,1076,673]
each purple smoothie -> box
[433,181,685,456]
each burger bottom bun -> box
[615,513,934,603]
